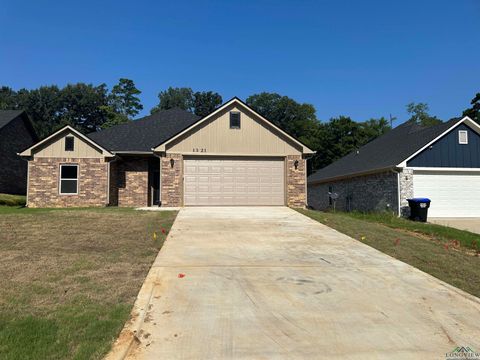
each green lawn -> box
[298,209,480,298]
[0,193,26,207]
[0,207,177,360]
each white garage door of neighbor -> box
[413,171,480,217]
[184,158,285,206]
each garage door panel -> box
[184,158,285,206]
[413,171,480,217]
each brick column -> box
[286,155,306,208]
[399,168,414,217]
[161,154,183,207]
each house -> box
[0,110,38,194]
[307,116,480,218]
[19,98,314,208]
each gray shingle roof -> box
[87,108,200,152]
[0,110,24,130]
[308,119,462,183]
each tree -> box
[99,105,130,129]
[406,102,442,126]
[59,83,109,132]
[0,86,18,110]
[110,78,143,118]
[246,92,319,140]
[463,92,480,123]
[17,86,64,138]
[193,91,222,117]
[150,87,194,114]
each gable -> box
[32,130,104,158]
[166,103,303,156]
[407,123,480,168]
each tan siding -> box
[34,131,103,158]
[166,106,302,156]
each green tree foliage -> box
[246,92,319,146]
[16,86,64,138]
[313,116,391,170]
[193,91,222,117]
[0,79,142,136]
[246,92,391,172]
[99,106,130,129]
[60,83,109,132]
[110,78,143,118]
[0,86,18,109]
[463,92,480,123]
[406,102,442,126]
[150,87,194,113]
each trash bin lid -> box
[407,197,431,203]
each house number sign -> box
[192,148,207,153]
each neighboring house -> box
[0,110,38,194]
[20,98,313,208]
[308,116,480,218]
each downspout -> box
[26,158,30,207]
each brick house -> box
[20,98,314,208]
[0,110,38,194]
[308,116,480,218]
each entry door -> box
[184,158,285,206]
[413,170,480,217]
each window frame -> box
[229,111,241,129]
[65,136,75,151]
[458,130,468,145]
[59,164,79,195]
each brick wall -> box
[308,171,399,214]
[286,155,306,207]
[110,156,149,207]
[28,157,108,207]
[161,154,183,207]
[0,115,37,194]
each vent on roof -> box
[458,130,468,145]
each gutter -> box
[307,166,397,185]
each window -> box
[230,112,241,129]
[458,130,468,145]
[59,164,78,194]
[65,136,74,151]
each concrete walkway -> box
[122,207,480,360]
[429,217,480,234]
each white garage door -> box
[184,158,285,206]
[413,171,480,217]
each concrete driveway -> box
[121,207,480,359]
[429,217,480,234]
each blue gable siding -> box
[407,123,480,168]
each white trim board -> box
[407,167,480,172]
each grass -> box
[0,193,26,207]
[298,209,480,298]
[0,207,177,360]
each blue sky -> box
[1,0,478,125]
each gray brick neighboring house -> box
[308,116,480,218]
[19,98,314,208]
[0,110,38,194]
